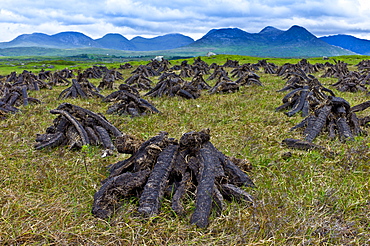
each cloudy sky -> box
[1,0,370,42]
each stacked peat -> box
[234,72,262,86]
[230,64,259,78]
[0,83,19,119]
[131,65,160,77]
[331,71,368,93]
[1,84,41,107]
[146,58,171,73]
[123,74,152,90]
[97,69,124,90]
[58,79,104,99]
[256,60,278,74]
[104,84,160,117]
[276,71,335,117]
[118,63,133,70]
[350,100,370,127]
[92,129,254,228]
[144,72,201,99]
[7,70,51,90]
[0,82,42,119]
[290,96,365,142]
[48,70,72,86]
[321,60,349,78]
[223,59,239,68]
[34,103,122,153]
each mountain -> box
[51,32,101,48]
[0,33,61,48]
[186,25,355,57]
[320,34,370,55]
[192,28,256,46]
[95,33,136,50]
[0,32,194,51]
[0,26,357,57]
[130,34,194,51]
[0,32,101,49]
[257,26,284,41]
[275,25,317,43]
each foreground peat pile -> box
[104,84,160,117]
[34,103,122,153]
[92,129,254,228]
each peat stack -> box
[58,79,104,100]
[276,72,335,117]
[0,99,19,120]
[1,83,41,107]
[256,60,278,74]
[321,60,349,78]
[104,84,160,117]
[123,74,152,90]
[189,71,212,90]
[92,129,254,228]
[131,65,160,77]
[208,78,239,94]
[97,69,124,90]
[331,71,368,93]
[34,103,122,154]
[230,63,259,78]
[8,70,51,90]
[81,66,109,79]
[48,68,74,87]
[350,100,370,127]
[144,72,201,99]
[146,58,171,73]
[290,96,365,142]
[223,59,239,68]
[234,72,262,86]
[118,63,133,70]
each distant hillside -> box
[130,34,194,51]
[0,26,357,58]
[320,34,370,55]
[0,32,102,49]
[95,33,136,51]
[0,32,194,51]
[185,25,355,58]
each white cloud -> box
[0,0,370,42]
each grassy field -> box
[0,55,369,245]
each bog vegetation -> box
[0,54,369,245]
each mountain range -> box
[0,25,365,58]
[319,34,370,56]
[0,32,195,51]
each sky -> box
[1,0,370,42]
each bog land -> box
[0,54,369,245]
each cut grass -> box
[0,55,369,245]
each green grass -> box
[0,55,369,245]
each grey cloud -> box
[0,0,370,42]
